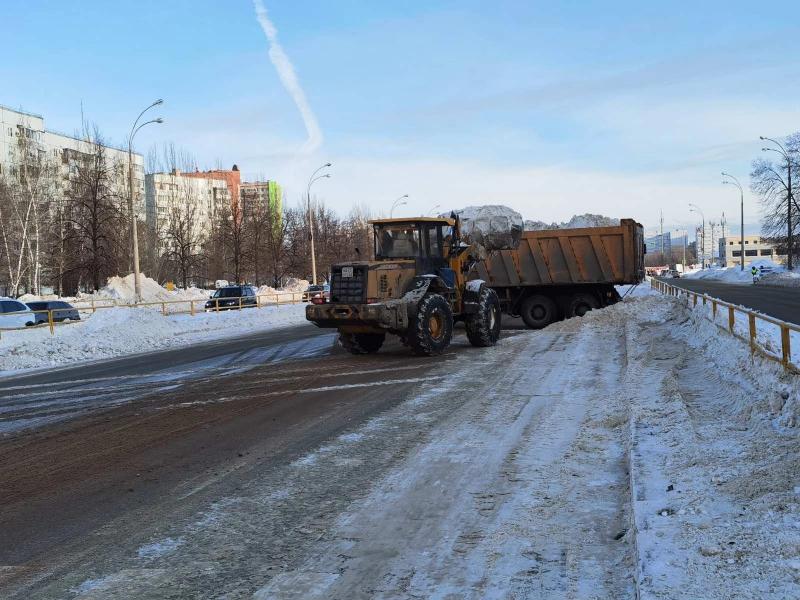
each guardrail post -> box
[215,299,219,313]
[161,302,167,316]
[256,294,261,308]
[91,298,96,313]
[693,293,697,307]
[728,307,735,333]
[781,325,791,368]
[190,300,195,316]
[48,310,55,335]
[748,313,756,355]
[712,299,717,319]
[702,295,707,306]
[238,296,243,310]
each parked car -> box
[309,284,330,305]
[303,284,327,302]
[25,300,81,325]
[669,270,681,278]
[0,298,36,328]
[204,285,258,311]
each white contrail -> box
[253,0,323,154]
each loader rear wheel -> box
[338,332,385,354]
[465,287,502,347]
[408,293,452,356]
[566,293,599,318]
[520,294,557,329]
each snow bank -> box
[525,213,619,231]
[684,259,789,284]
[0,303,307,373]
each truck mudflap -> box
[306,302,409,331]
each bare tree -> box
[64,127,127,292]
[750,132,800,267]
[163,195,205,289]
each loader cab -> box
[371,217,456,285]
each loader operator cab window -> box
[374,224,422,259]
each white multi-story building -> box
[145,170,229,241]
[0,103,145,217]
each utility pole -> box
[127,100,163,302]
[682,230,686,272]
[659,210,664,262]
[690,204,705,269]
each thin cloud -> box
[253,0,323,154]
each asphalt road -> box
[0,319,532,598]
[660,278,800,325]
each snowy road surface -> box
[1,293,798,599]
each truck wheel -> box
[339,332,385,354]
[567,293,599,318]
[519,294,557,329]
[465,287,501,347]
[408,294,453,356]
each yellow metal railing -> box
[0,292,306,338]
[650,278,799,372]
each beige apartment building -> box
[718,235,786,267]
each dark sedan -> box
[25,301,81,325]
[204,285,258,311]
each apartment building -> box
[145,169,229,240]
[240,180,282,218]
[0,103,145,218]
[718,235,787,267]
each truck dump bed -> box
[474,219,644,287]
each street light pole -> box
[761,136,795,270]
[689,203,705,269]
[390,194,408,218]
[722,172,745,271]
[128,99,163,302]
[307,163,332,285]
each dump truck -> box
[306,216,502,356]
[475,218,645,328]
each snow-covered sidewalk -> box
[0,303,307,374]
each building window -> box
[729,241,734,245]
[745,249,757,257]
[732,250,741,257]
[760,249,772,256]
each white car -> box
[0,298,36,328]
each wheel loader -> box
[305,216,501,355]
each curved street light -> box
[307,163,332,284]
[721,172,745,271]
[760,136,795,269]
[128,100,164,302]
[427,204,441,216]
[689,203,706,269]
[389,194,409,218]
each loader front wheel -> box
[520,294,557,329]
[408,294,453,356]
[465,287,502,347]
[339,332,385,354]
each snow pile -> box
[525,213,619,231]
[452,205,523,251]
[80,273,210,304]
[684,259,787,284]
[760,269,800,287]
[0,303,307,373]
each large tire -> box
[519,294,557,329]
[339,332,385,354]
[566,292,599,318]
[408,294,453,356]
[465,287,502,347]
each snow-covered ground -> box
[684,259,800,286]
[17,273,310,309]
[63,289,800,599]
[0,303,308,374]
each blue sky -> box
[3,1,800,235]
